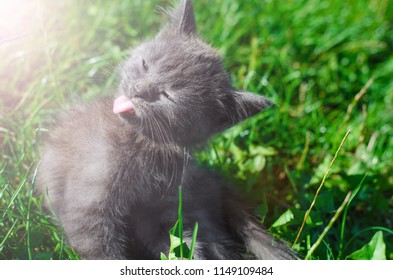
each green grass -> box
[1,0,393,260]
[160,186,199,260]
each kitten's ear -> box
[171,0,197,35]
[230,90,273,124]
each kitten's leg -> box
[193,241,246,260]
[59,209,126,260]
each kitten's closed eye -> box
[162,90,175,103]
[142,59,149,72]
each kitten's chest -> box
[110,145,186,202]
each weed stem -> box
[293,129,351,248]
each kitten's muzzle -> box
[132,81,163,103]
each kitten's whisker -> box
[149,110,179,193]
[146,114,158,167]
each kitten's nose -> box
[132,81,160,102]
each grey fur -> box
[36,0,296,260]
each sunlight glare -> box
[0,0,39,41]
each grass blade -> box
[178,186,184,260]
[338,174,367,259]
[188,222,199,260]
[305,192,351,260]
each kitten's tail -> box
[238,215,298,260]
[225,192,298,260]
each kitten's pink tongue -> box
[113,95,134,114]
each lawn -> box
[0,0,392,260]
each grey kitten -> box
[36,0,296,260]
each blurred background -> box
[0,0,392,259]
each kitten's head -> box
[114,0,272,147]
